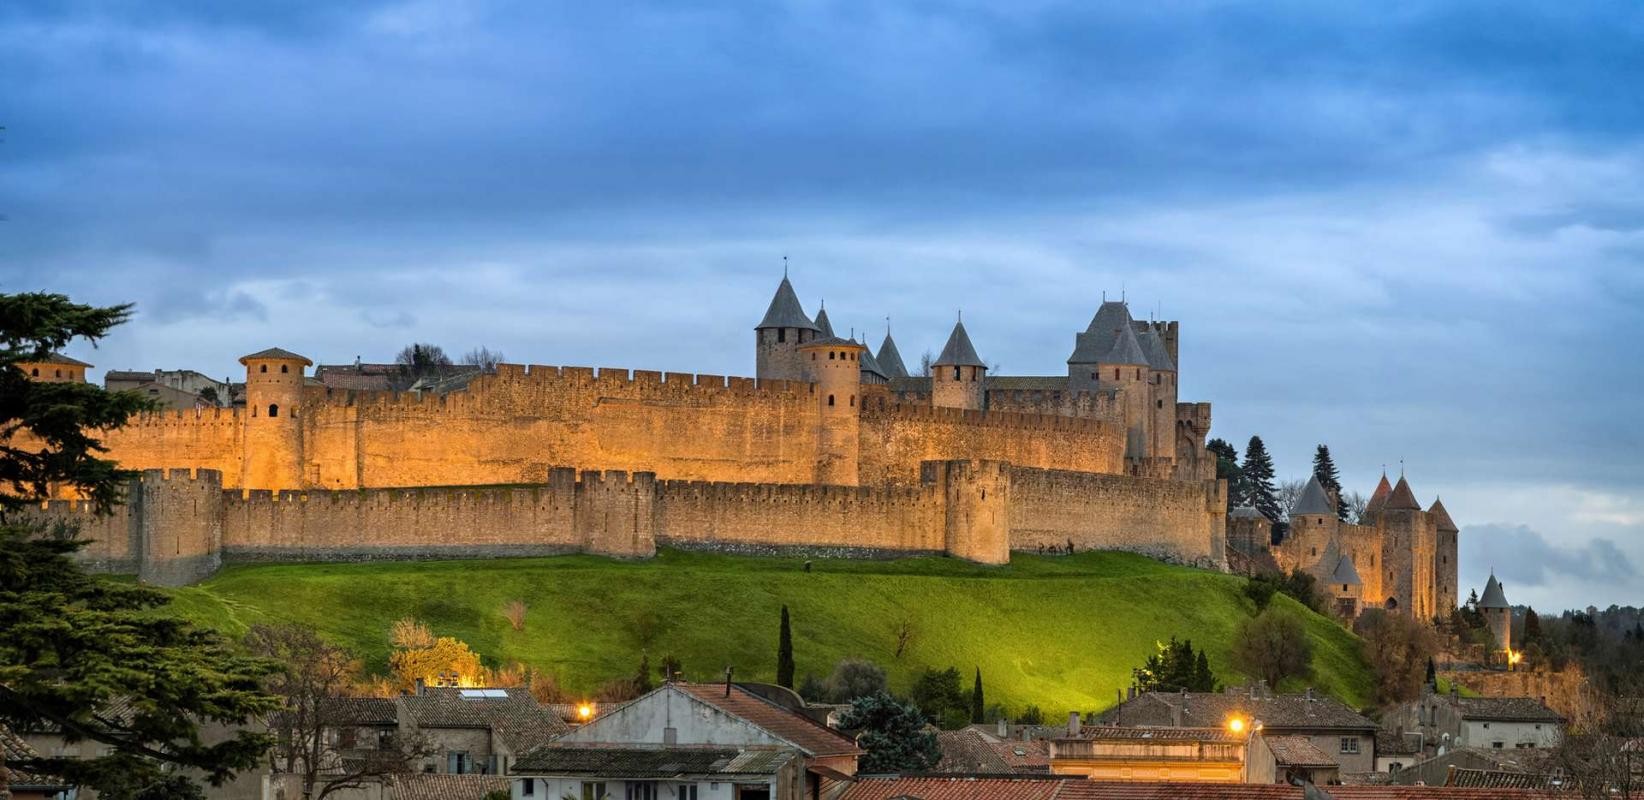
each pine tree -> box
[1523,607,1542,645]
[1193,649,1215,692]
[1425,656,1437,687]
[838,692,941,773]
[971,668,985,724]
[1208,438,1245,509]
[1312,444,1347,521]
[776,605,795,689]
[1242,436,1281,522]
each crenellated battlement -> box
[120,406,245,427]
[861,399,1118,435]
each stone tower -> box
[1098,322,1152,462]
[18,351,92,383]
[931,319,986,411]
[800,335,865,485]
[1137,326,1177,465]
[1430,497,1460,615]
[1479,573,1512,656]
[1067,300,1131,392]
[238,347,311,490]
[1380,475,1434,618]
[1291,474,1338,576]
[754,275,820,382]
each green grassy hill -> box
[160,549,1372,715]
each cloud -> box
[1460,523,1636,590]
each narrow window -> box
[1135,368,1140,379]
[953,366,961,380]
[811,353,816,360]
[1114,368,1119,380]
[829,352,835,360]
[56,369,63,378]
[30,368,38,376]
[849,395,855,407]
[1156,400,1163,409]
[970,368,977,382]
[777,328,786,343]
[268,404,279,418]
[523,778,536,796]
[280,364,289,373]
[260,364,268,373]
[1091,372,1097,380]
[828,394,835,406]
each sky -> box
[3,1,1641,612]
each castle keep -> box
[21,275,1452,608]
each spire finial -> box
[957,309,962,323]
[885,315,891,336]
[820,297,824,310]
[1400,458,1405,478]
[783,255,788,278]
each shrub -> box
[503,599,527,632]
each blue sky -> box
[3,1,1641,611]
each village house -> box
[934,722,1051,774]
[1,722,72,800]
[1383,689,1564,753]
[1050,721,1247,783]
[510,682,861,800]
[399,687,569,776]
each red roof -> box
[839,775,1090,800]
[837,778,1548,800]
[676,683,860,757]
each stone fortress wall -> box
[37,459,1226,586]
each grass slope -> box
[161,549,1372,714]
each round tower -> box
[1290,474,1339,576]
[18,351,92,383]
[754,275,820,382]
[799,336,865,486]
[238,347,311,490]
[931,319,986,411]
[1479,573,1512,659]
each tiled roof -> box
[238,347,312,365]
[1361,475,1394,523]
[26,351,93,367]
[889,376,933,393]
[1097,691,1375,732]
[401,687,569,752]
[1293,475,1335,516]
[386,773,508,800]
[321,696,399,726]
[987,376,1073,391]
[1385,477,1421,511]
[514,743,796,777]
[676,683,861,757]
[1428,498,1459,532]
[1,721,68,789]
[814,306,837,338]
[1449,696,1562,723]
[104,370,158,382]
[837,774,1096,800]
[1264,735,1337,767]
[1073,725,1244,743]
[1101,323,1147,366]
[1069,301,1133,364]
[1230,506,1269,520]
[1445,768,1559,789]
[1052,783,1545,799]
[1478,574,1510,610]
[1374,731,1422,756]
[935,729,1016,773]
[877,332,910,379]
[859,342,887,379]
[756,276,819,331]
[1331,556,1363,587]
[991,737,1051,771]
[934,320,985,368]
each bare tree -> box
[245,625,432,800]
[1545,685,1644,799]
[461,347,506,372]
[917,350,933,378]
[394,343,451,378]
[1276,478,1306,521]
[1353,609,1439,704]
[1341,490,1368,524]
[895,618,917,658]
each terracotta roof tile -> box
[514,744,796,777]
[677,683,860,757]
[1097,692,1374,732]
[935,729,1017,773]
[386,773,507,800]
[1264,735,1337,767]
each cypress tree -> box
[1312,444,1347,521]
[1242,436,1281,522]
[971,668,985,724]
[1425,657,1437,687]
[1523,607,1542,645]
[1193,648,1215,692]
[1208,438,1245,509]
[777,605,795,689]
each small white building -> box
[1385,689,1564,756]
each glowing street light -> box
[1227,717,1246,734]
[576,702,596,722]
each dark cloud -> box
[1460,523,1637,589]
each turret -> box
[1290,474,1338,574]
[1097,322,1151,462]
[799,336,865,485]
[18,351,91,383]
[931,319,986,411]
[1430,497,1460,615]
[1380,475,1435,618]
[1479,573,1512,661]
[754,275,820,382]
[1329,553,1364,618]
[1067,300,1131,392]
[1137,325,1177,464]
[877,327,910,380]
[238,347,311,490]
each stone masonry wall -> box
[1007,467,1226,567]
[857,397,1126,486]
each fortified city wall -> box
[36,460,1225,585]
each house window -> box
[581,783,607,800]
[1340,738,1360,754]
[829,351,835,360]
[268,404,279,418]
[626,783,658,800]
[676,786,698,800]
[30,368,38,376]
[55,369,63,378]
[448,751,471,774]
[1492,742,1504,749]
[1156,400,1163,408]
[1483,723,1490,729]
[1516,742,1534,749]
[522,778,536,796]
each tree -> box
[1340,490,1368,524]
[393,343,451,378]
[1231,606,1313,690]
[389,634,484,690]
[634,654,654,695]
[1207,438,1244,509]
[970,669,985,725]
[1133,637,1216,692]
[1524,607,1544,647]
[1241,436,1281,523]
[823,658,887,704]
[908,667,968,729]
[197,386,220,405]
[1018,704,1045,725]
[836,692,940,773]
[460,347,506,372]
[658,654,682,683]
[1312,445,1347,521]
[245,625,431,800]
[917,350,933,378]
[776,605,795,689]
[1354,609,1439,704]
[1276,478,1306,521]
[0,292,278,799]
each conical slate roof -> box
[933,321,985,368]
[1387,476,1422,510]
[1230,505,1269,521]
[1361,474,1394,522]
[1479,574,1510,609]
[813,305,836,338]
[1331,555,1363,586]
[1068,300,1133,364]
[877,331,910,379]
[1429,498,1459,532]
[755,277,819,331]
[1292,474,1335,517]
[1137,328,1176,372]
[858,339,886,379]
[1101,323,1148,366]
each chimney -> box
[724,666,734,697]
[1067,711,1081,737]
[996,718,1008,738]
[414,678,426,696]
[1171,701,1183,728]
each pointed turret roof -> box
[1387,476,1421,510]
[755,276,820,331]
[1068,300,1133,364]
[1361,474,1394,522]
[813,305,836,338]
[1429,497,1459,532]
[1292,474,1336,517]
[1137,328,1176,372]
[1479,574,1510,609]
[1331,555,1363,586]
[877,331,909,379]
[1101,323,1148,366]
[858,338,886,379]
[933,320,985,368]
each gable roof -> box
[1,721,68,790]
[933,320,985,368]
[676,683,861,757]
[1137,328,1176,372]
[400,687,569,752]
[1428,498,1459,532]
[1386,476,1422,511]
[877,331,910,379]
[1096,691,1374,732]
[386,773,508,800]
[838,774,1094,800]
[513,743,796,777]
[238,347,313,366]
[935,729,1018,774]
[1448,696,1562,723]
[1293,474,1335,517]
[756,276,819,331]
[1230,505,1269,520]
[1264,735,1338,767]
[25,351,94,368]
[1478,574,1510,609]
